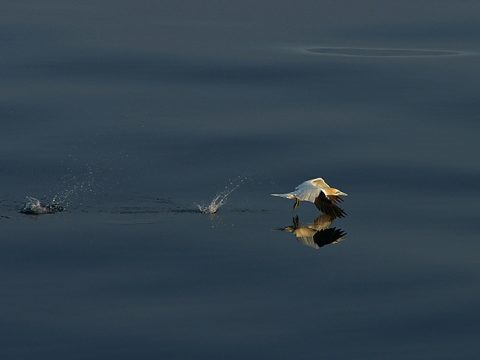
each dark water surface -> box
[1,1,480,359]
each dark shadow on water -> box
[117,210,164,214]
[170,209,203,214]
[306,47,463,58]
[172,207,269,214]
[230,208,270,214]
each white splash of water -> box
[21,197,46,214]
[21,196,63,215]
[197,177,246,214]
[20,169,95,215]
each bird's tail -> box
[270,193,296,200]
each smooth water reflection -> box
[279,214,346,250]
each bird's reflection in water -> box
[279,214,346,250]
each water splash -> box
[20,196,64,215]
[51,178,95,209]
[19,169,95,215]
[197,177,246,214]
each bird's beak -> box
[275,226,294,232]
[338,191,348,196]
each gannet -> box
[271,178,347,218]
[280,215,346,249]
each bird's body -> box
[271,178,347,218]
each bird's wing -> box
[296,234,321,249]
[313,228,346,248]
[310,178,330,188]
[293,181,322,202]
[311,214,334,230]
[311,178,344,203]
[314,191,346,218]
[328,195,344,204]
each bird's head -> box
[331,188,348,196]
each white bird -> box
[271,178,347,218]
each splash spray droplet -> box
[197,177,246,214]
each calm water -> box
[1,1,480,359]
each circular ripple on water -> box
[306,47,462,58]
